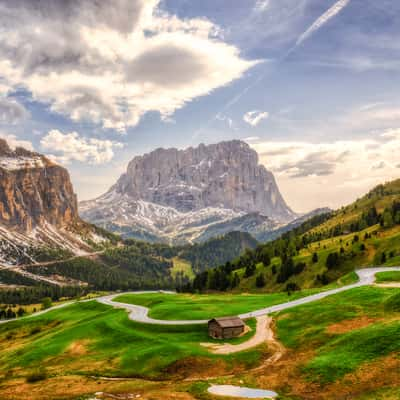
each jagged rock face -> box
[114,140,294,221]
[0,139,78,232]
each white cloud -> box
[0,98,29,124]
[0,133,33,151]
[254,0,270,12]
[243,110,269,126]
[0,1,255,132]
[40,130,123,165]
[251,128,400,212]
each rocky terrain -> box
[0,139,107,265]
[80,140,297,243]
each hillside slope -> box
[183,179,400,293]
[0,230,258,304]
[0,139,112,265]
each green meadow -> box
[0,300,262,382]
[375,270,400,283]
[113,289,326,320]
[275,286,400,383]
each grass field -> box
[0,285,399,399]
[375,271,400,283]
[114,289,328,320]
[275,286,400,383]
[0,300,264,383]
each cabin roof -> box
[208,316,245,328]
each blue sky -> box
[1,0,400,212]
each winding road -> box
[1,267,399,326]
[97,267,400,324]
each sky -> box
[1,0,400,213]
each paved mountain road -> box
[97,267,400,324]
[1,267,399,326]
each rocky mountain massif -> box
[80,140,300,243]
[0,139,107,265]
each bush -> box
[29,326,42,336]
[41,297,52,310]
[255,273,266,288]
[326,252,340,270]
[26,368,47,383]
[312,252,318,263]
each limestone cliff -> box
[113,140,294,220]
[0,139,78,232]
[80,140,296,244]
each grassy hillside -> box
[0,300,264,399]
[0,231,257,307]
[178,231,258,274]
[114,289,324,320]
[252,286,400,399]
[0,285,398,399]
[183,179,400,293]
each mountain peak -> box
[80,140,296,244]
[112,140,293,219]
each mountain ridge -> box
[0,139,109,265]
[80,140,297,243]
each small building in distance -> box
[208,316,245,339]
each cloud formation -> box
[243,110,269,126]
[0,1,255,131]
[0,98,29,124]
[0,133,33,150]
[249,129,400,212]
[40,130,123,164]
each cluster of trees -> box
[0,306,26,320]
[26,257,175,291]
[178,231,257,273]
[182,198,400,293]
[0,285,84,305]
[0,269,38,286]
[179,214,331,293]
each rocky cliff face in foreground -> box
[0,139,106,265]
[114,140,294,220]
[0,139,78,232]
[80,141,297,244]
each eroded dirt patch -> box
[66,339,91,356]
[326,316,380,334]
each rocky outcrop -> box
[112,140,295,221]
[0,139,108,265]
[80,141,296,244]
[0,139,78,232]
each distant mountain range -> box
[80,140,320,244]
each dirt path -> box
[375,282,400,288]
[201,316,284,357]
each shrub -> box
[255,273,266,288]
[41,297,52,310]
[312,252,318,263]
[26,368,47,383]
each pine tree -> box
[312,252,318,263]
[255,273,266,288]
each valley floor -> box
[0,269,399,399]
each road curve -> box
[97,267,400,325]
[0,267,399,326]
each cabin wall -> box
[208,322,223,339]
[222,326,244,339]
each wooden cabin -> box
[208,316,245,339]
